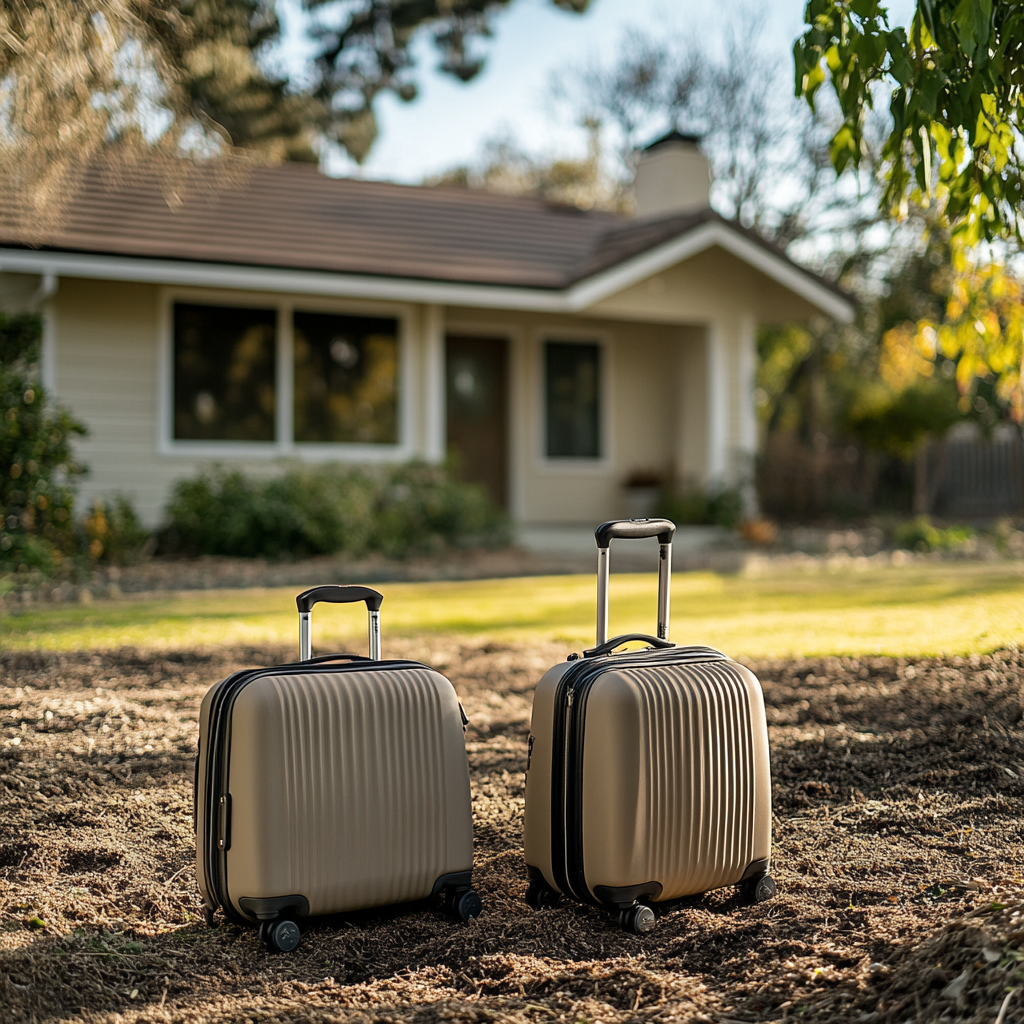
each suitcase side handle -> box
[583,633,675,658]
[593,519,675,647]
[295,585,384,661]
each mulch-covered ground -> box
[2,640,1023,1023]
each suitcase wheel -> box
[618,904,656,934]
[260,917,302,953]
[525,880,561,911]
[445,887,483,923]
[739,874,777,906]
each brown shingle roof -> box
[0,161,841,297]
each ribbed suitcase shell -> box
[524,646,771,905]
[196,659,474,922]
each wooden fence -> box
[757,430,1024,520]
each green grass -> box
[4,561,1024,658]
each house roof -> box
[0,162,851,315]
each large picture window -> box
[293,312,399,444]
[545,341,601,459]
[173,303,276,441]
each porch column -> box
[422,304,446,463]
[706,320,728,488]
[737,313,759,514]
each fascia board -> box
[564,222,723,310]
[709,228,855,323]
[565,222,855,322]
[0,248,568,311]
[0,226,854,321]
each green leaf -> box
[952,0,992,60]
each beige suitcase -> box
[523,519,774,933]
[195,585,478,952]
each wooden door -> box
[446,336,508,509]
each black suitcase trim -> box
[549,644,729,909]
[201,655,436,924]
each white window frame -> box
[157,287,415,460]
[534,327,614,474]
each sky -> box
[275,0,915,185]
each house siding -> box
[446,308,706,525]
[36,259,774,529]
[52,279,168,521]
[50,279,439,526]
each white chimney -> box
[633,131,710,218]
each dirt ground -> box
[2,640,1024,1024]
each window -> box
[293,312,399,444]
[545,341,601,458]
[173,303,276,441]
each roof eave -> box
[0,219,854,322]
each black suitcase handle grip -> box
[595,519,675,548]
[594,519,675,646]
[583,633,676,658]
[296,585,383,613]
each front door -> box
[445,336,508,509]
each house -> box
[0,134,853,542]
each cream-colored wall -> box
[38,246,799,528]
[446,309,708,525]
[591,245,822,325]
[52,279,167,521]
[0,271,38,312]
[50,279,441,526]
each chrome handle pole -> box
[596,546,610,646]
[657,542,672,640]
[368,609,381,661]
[299,611,312,661]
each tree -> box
[0,1,316,227]
[794,0,1024,248]
[168,1,320,162]
[795,2,1024,417]
[305,0,591,163]
[0,313,87,575]
[0,0,593,216]
[426,123,626,211]
[547,19,883,250]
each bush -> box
[160,462,509,559]
[893,515,975,553]
[80,495,152,564]
[655,487,744,529]
[0,312,87,575]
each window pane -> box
[173,303,276,441]
[545,341,601,458]
[293,312,399,444]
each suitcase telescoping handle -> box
[594,519,675,647]
[296,585,383,662]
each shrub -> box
[80,495,152,564]
[160,462,508,559]
[0,312,87,575]
[893,515,975,553]
[655,487,744,529]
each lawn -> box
[4,560,1024,657]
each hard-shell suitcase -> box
[195,585,480,952]
[523,519,774,933]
